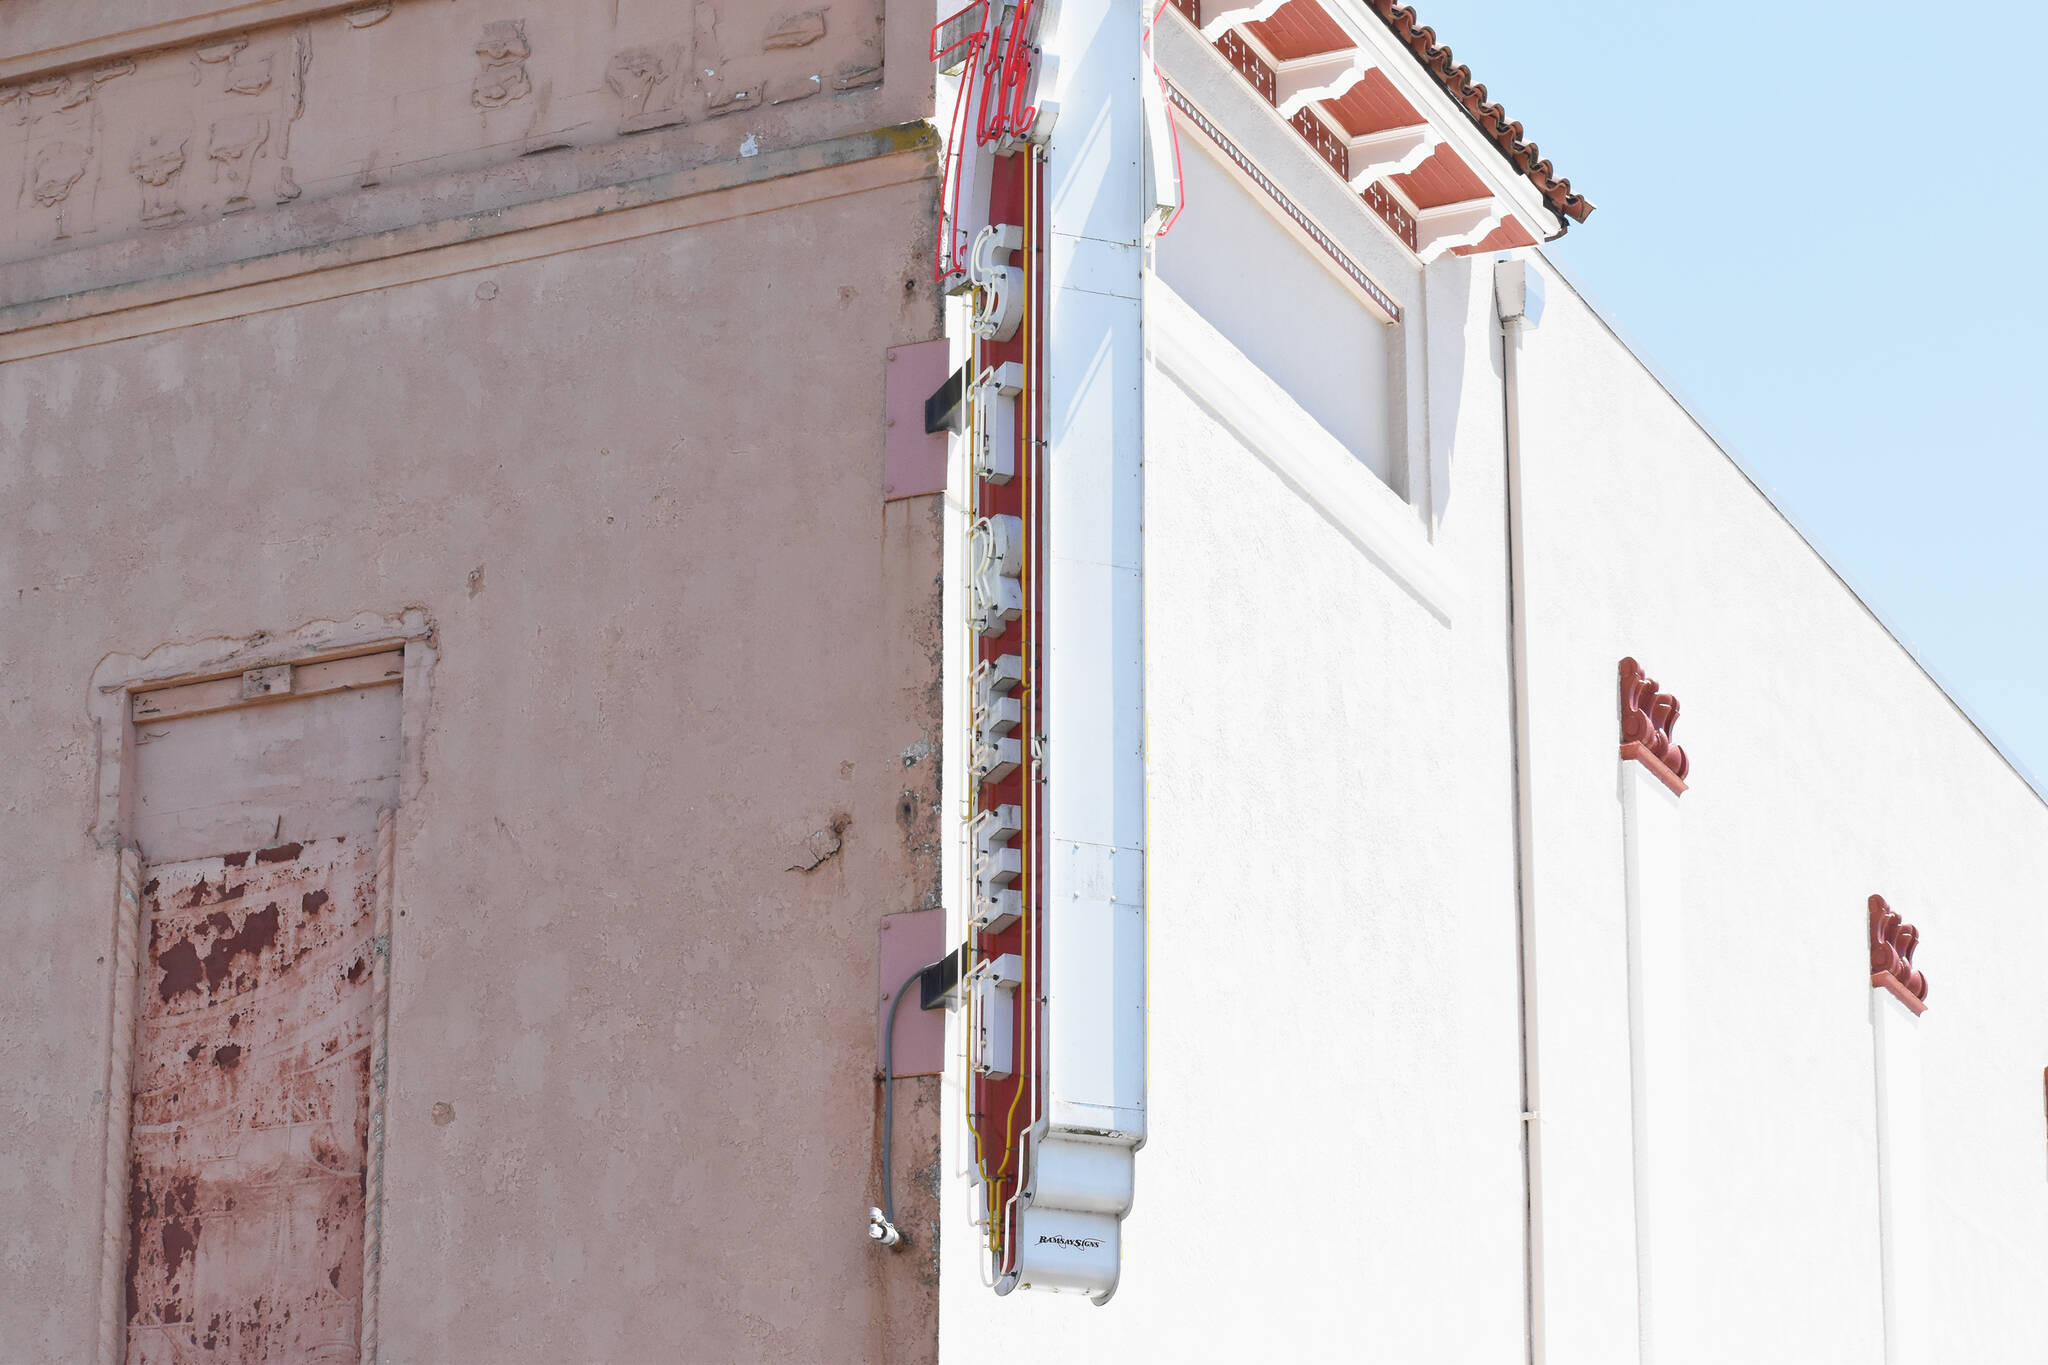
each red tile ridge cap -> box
[1366,1,1595,229]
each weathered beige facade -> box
[0,2,946,1360]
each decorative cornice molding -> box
[1164,0,1446,256]
[0,123,937,361]
[0,1,359,85]
[1162,82,1401,321]
[1869,894,1928,1014]
[1618,656,1687,795]
[1166,0,1581,244]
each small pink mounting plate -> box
[878,908,946,1076]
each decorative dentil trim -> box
[1618,656,1688,794]
[1869,894,1928,1014]
[1163,82,1401,321]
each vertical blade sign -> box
[948,0,1148,1305]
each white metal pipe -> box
[1497,260,1546,1365]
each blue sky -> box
[1411,0,2048,791]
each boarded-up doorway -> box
[116,647,403,1365]
[126,837,378,1364]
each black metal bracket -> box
[918,942,971,1011]
[924,364,968,436]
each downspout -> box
[1496,256,1546,1365]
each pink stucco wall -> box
[0,2,945,1360]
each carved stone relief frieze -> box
[767,12,831,51]
[207,113,270,211]
[191,37,276,98]
[694,7,762,118]
[8,61,134,242]
[129,133,188,227]
[693,3,884,120]
[185,27,310,214]
[470,18,571,158]
[30,140,91,210]
[606,45,684,134]
[471,20,533,109]
[0,0,895,272]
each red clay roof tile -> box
[1321,68,1424,139]
[1168,0,1591,237]
[1363,1,1593,224]
[1246,1,1354,60]
[1393,140,1490,210]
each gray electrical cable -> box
[876,967,926,1248]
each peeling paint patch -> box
[786,813,851,872]
[126,837,375,1363]
[156,941,205,1003]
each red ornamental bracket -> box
[1869,894,1929,1014]
[1618,657,1688,794]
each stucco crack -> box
[787,814,851,872]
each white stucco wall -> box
[939,173,1533,1365]
[937,177,2048,1365]
[1512,259,2048,1364]
[1154,137,1396,488]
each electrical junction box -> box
[1494,258,1545,327]
[971,659,1023,782]
[972,803,1024,932]
[971,656,1024,782]
[977,653,1024,699]
[971,953,1023,1079]
[973,887,1021,935]
[975,362,1025,484]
